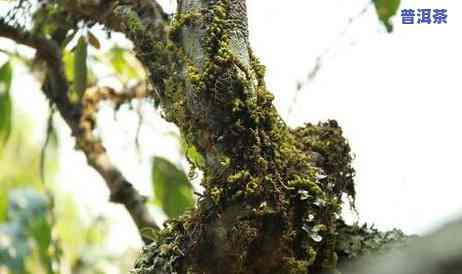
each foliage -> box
[180,137,206,170]
[0,111,49,223]
[63,45,96,103]
[373,0,401,32]
[0,187,121,274]
[335,219,414,265]
[0,189,54,274]
[104,45,145,84]
[0,57,133,274]
[73,36,88,99]
[151,156,194,219]
[0,61,12,148]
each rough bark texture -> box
[125,1,359,273]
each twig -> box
[39,105,55,185]
[135,101,144,162]
[287,3,371,120]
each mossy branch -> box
[128,1,361,273]
[339,218,462,274]
[3,1,417,273]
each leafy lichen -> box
[335,219,413,266]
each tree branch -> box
[340,218,462,274]
[118,1,355,272]
[0,19,159,242]
[335,219,413,266]
[44,1,365,272]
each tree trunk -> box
[0,1,413,273]
[117,1,360,273]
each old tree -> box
[1,1,461,274]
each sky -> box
[2,0,462,253]
[247,0,462,235]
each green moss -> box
[187,64,205,94]
[335,219,413,265]
[133,220,186,273]
[113,6,145,33]
[291,120,356,202]
[128,0,365,273]
[227,170,251,183]
[249,49,267,83]
[284,258,311,274]
[170,11,201,42]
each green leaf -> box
[63,51,75,81]
[151,157,194,218]
[74,36,88,98]
[109,47,131,76]
[107,46,142,82]
[373,0,401,32]
[0,61,12,147]
[186,145,205,168]
[29,216,53,274]
[63,49,96,100]
[180,138,205,169]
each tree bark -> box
[113,1,357,273]
[0,1,414,273]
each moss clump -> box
[169,11,201,42]
[292,120,356,203]
[284,258,312,274]
[133,218,192,274]
[113,6,146,33]
[335,219,413,266]
[130,0,365,273]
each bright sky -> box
[247,0,462,235]
[2,0,462,254]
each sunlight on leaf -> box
[74,36,88,99]
[180,137,205,169]
[29,214,53,274]
[0,61,13,147]
[106,46,144,83]
[151,157,194,218]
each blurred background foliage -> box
[0,56,121,273]
[0,31,195,274]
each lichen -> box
[291,120,356,203]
